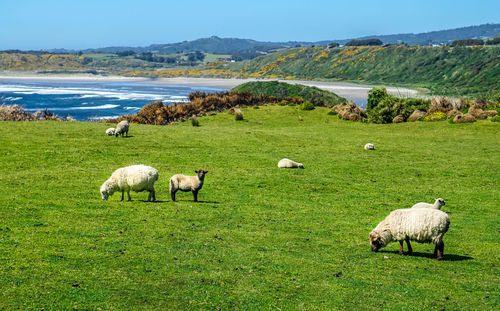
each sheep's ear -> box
[204,170,208,174]
[195,170,198,174]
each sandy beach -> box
[0,73,419,101]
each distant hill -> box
[78,23,499,55]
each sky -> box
[1,0,499,50]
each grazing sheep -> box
[277,158,304,169]
[100,165,158,202]
[369,208,450,260]
[106,128,116,136]
[170,170,208,202]
[115,120,129,137]
[364,143,375,150]
[411,198,446,210]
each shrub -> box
[299,101,315,110]
[367,87,388,110]
[368,96,431,124]
[327,110,337,115]
[278,100,287,106]
[191,116,199,126]
[253,106,260,109]
[423,111,448,121]
[491,115,500,122]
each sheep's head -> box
[369,231,386,252]
[195,169,208,180]
[100,180,116,200]
[435,198,446,208]
[298,163,304,169]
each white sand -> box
[0,72,419,101]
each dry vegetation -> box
[106,91,307,125]
[0,104,74,121]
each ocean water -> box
[0,79,227,121]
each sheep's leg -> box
[399,241,404,255]
[405,238,412,255]
[152,189,156,202]
[147,191,152,202]
[121,191,124,201]
[170,189,176,202]
[436,242,444,261]
[127,191,131,201]
[192,190,198,202]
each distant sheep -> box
[100,165,158,202]
[277,158,304,169]
[364,143,375,150]
[169,170,208,202]
[412,198,446,210]
[115,120,129,137]
[106,128,116,136]
[369,208,450,260]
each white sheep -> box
[100,165,158,202]
[369,208,450,260]
[411,198,446,210]
[115,120,129,137]
[364,143,375,150]
[105,128,116,136]
[277,158,304,169]
[169,170,208,202]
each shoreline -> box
[0,73,419,101]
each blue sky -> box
[1,0,499,50]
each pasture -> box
[0,105,498,310]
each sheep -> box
[100,165,158,202]
[411,198,446,210]
[115,120,129,137]
[169,170,208,202]
[364,143,375,150]
[369,208,450,260]
[277,158,304,169]
[105,127,116,136]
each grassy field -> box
[0,105,498,310]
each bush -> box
[423,111,448,121]
[327,110,337,115]
[367,96,431,124]
[252,106,260,109]
[367,87,388,110]
[299,101,315,110]
[345,38,383,46]
[491,115,500,122]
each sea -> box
[0,79,227,121]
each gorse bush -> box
[299,101,315,110]
[367,87,388,110]
[423,111,448,121]
[491,115,500,122]
[191,116,199,126]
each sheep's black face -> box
[369,233,383,252]
[195,170,208,180]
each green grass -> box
[0,106,498,310]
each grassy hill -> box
[226,45,500,96]
[231,81,347,106]
[0,106,498,309]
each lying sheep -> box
[369,208,450,260]
[277,158,304,169]
[115,120,129,137]
[170,170,208,202]
[100,165,158,202]
[364,143,375,150]
[412,198,445,210]
[106,128,116,136]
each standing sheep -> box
[369,208,450,260]
[106,128,116,136]
[169,170,208,202]
[277,158,304,169]
[364,143,375,150]
[411,198,446,210]
[100,165,158,202]
[115,120,129,137]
